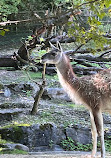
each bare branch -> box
[0,19,31,26]
[99,50,111,58]
[74,38,92,52]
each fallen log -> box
[0,55,18,69]
[73,65,103,75]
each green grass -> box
[26,71,42,79]
[1,122,30,129]
[0,138,7,144]
[0,149,28,154]
[0,69,58,85]
[24,71,58,81]
[58,102,84,108]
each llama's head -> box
[41,42,63,65]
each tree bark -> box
[31,83,45,115]
[31,64,46,115]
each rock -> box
[43,88,71,101]
[103,114,111,124]
[3,143,29,152]
[14,144,29,151]
[4,87,11,97]
[28,82,40,97]
[56,125,66,145]
[7,83,33,92]
[0,123,65,151]
[27,123,57,149]
[0,108,23,121]
[0,123,94,151]
[66,124,92,145]
[53,145,64,151]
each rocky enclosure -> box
[0,70,111,153]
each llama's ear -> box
[57,41,63,52]
[49,41,57,49]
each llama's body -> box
[41,43,111,158]
[57,54,111,111]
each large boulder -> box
[1,123,110,152]
[0,123,65,151]
[42,88,71,101]
[66,124,92,145]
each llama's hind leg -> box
[90,111,97,157]
[92,110,105,158]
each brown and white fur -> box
[41,42,111,158]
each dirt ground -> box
[0,152,111,158]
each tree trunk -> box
[31,83,45,115]
[31,64,46,115]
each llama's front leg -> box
[92,110,105,158]
[100,130,105,158]
[90,112,97,157]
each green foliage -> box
[61,137,111,152]
[27,36,33,41]
[0,0,21,18]
[22,90,32,97]
[41,111,51,118]
[98,24,111,33]
[105,139,111,152]
[61,137,92,151]
[0,28,9,36]
[49,140,54,148]
[67,0,111,52]
[0,135,7,144]
[31,50,47,63]
[0,0,21,36]
[37,50,47,58]
[61,137,76,151]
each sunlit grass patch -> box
[0,149,28,154]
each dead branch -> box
[74,54,111,63]
[0,55,18,69]
[73,65,103,75]
[74,38,92,52]
[99,50,111,58]
[0,19,31,26]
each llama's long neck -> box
[56,54,87,105]
[56,54,77,86]
[56,54,80,100]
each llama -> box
[41,42,111,158]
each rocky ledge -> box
[0,123,111,152]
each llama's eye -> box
[51,53,56,57]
